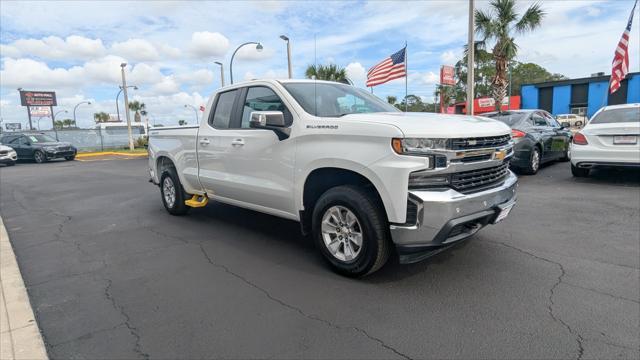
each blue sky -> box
[1,0,638,128]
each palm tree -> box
[305,64,351,84]
[93,112,110,123]
[128,101,146,122]
[386,96,397,105]
[54,120,64,129]
[475,0,545,110]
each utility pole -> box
[120,63,134,150]
[280,35,292,79]
[467,0,475,116]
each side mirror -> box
[249,111,285,128]
[561,121,571,128]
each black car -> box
[0,133,77,163]
[484,110,572,175]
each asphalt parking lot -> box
[0,158,638,360]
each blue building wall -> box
[587,81,608,118]
[521,85,538,110]
[552,85,571,114]
[627,75,640,103]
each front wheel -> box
[160,168,191,216]
[33,150,46,164]
[312,185,390,277]
[65,155,75,161]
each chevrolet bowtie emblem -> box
[494,150,506,160]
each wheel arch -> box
[298,166,389,235]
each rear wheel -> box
[160,167,191,215]
[33,150,46,164]
[571,163,589,177]
[521,147,541,175]
[559,144,571,162]
[312,185,389,277]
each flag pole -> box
[404,41,408,112]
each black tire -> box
[65,156,75,161]
[311,185,390,277]
[559,142,571,162]
[160,167,191,216]
[6,161,15,167]
[521,146,541,175]
[33,150,46,164]
[571,163,589,177]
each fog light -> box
[409,170,450,189]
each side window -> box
[210,89,238,129]
[8,136,22,145]
[240,87,287,128]
[532,113,548,126]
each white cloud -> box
[129,63,164,85]
[175,69,215,85]
[151,76,180,94]
[235,45,274,61]
[189,31,229,58]
[345,62,366,84]
[111,39,160,62]
[4,35,106,60]
[440,50,457,65]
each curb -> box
[0,216,48,360]
[76,151,148,158]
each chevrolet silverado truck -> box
[148,79,518,277]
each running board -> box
[185,194,209,208]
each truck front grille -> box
[450,162,510,194]
[450,135,511,150]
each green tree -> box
[475,0,545,110]
[128,101,146,122]
[93,112,110,123]
[54,120,64,129]
[386,95,397,105]
[509,62,567,96]
[62,119,76,128]
[305,64,351,84]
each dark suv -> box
[0,133,77,163]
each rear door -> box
[531,112,555,160]
[543,111,570,159]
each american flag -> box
[610,0,637,94]
[366,47,406,87]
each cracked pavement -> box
[0,159,638,359]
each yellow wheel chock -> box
[185,194,209,208]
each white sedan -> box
[0,144,18,166]
[571,103,640,177]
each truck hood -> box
[340,112,511,138]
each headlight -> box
[44,146,57,152]
[392,138,449,156]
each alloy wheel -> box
[162,177,176,208]
[320,205,363,262]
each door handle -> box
[231,138,245,146]
[199,138,210,145]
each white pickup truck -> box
[148,79,517,276]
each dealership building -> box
[520,72,640,118]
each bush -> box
[135,136,148,148]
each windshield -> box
[282,82,398,117]
[484,111,529,126]
[590,107,640,124]
[27,134,57,143]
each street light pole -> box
[467,0,475,116]
[229,42,263,84]
[116,85,137,122]
[280,35,292,79]
[120,63,134,150]
[214,61,225,87]
[73,101,91,126]
[184,105,199,123]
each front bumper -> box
[44,149,76,159]
[0,153,17,164]
[390,171,518,263]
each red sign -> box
[440,65,456,86]
[20,90,57,106]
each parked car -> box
[484,110,572,175]
[0,144,17,166]
[0,133,77,163]
[556,114,586,128]
[148,79,518,277]
[570,103,640,177]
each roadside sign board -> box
[440,65,456,86]
[29,106,52,116]
[5,123,22,131]
[19,90,57,106]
